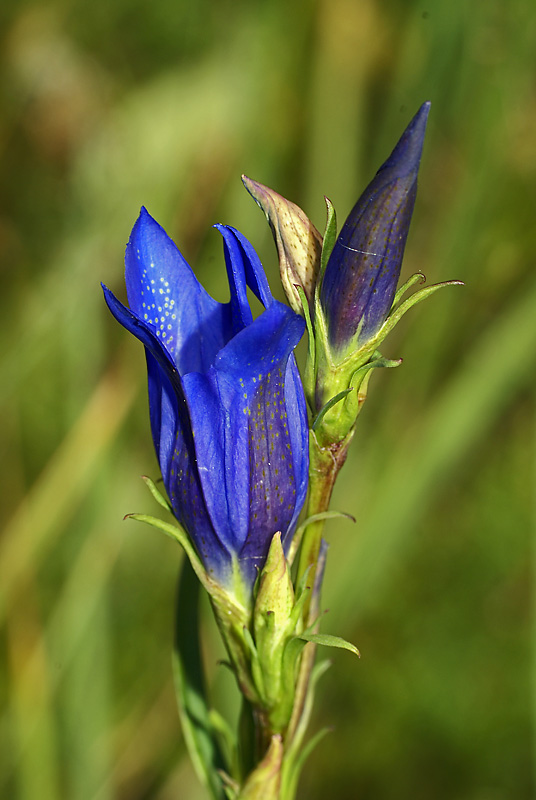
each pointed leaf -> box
[377,279,464,344]
[296,285,316,370]
[320,197,337,276]
[298,632,360,657]
[141,474,172,511]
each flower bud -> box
[307,103,460,445]
[242,175,322,314]
[253,532,295,711]
[319,102,430,357]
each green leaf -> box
[298,632,360,657]
[173,558,227,800]
[319,197,337,276]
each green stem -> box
[286,427,353,752]
[296,429,353,624]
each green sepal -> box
[126,512,250,642]
[311,388,353,431]
[298,510,356,532]
[315,354,402,444]
[173,557,227,800]
[376,279,464,344]
[141,474,172,511]
[296,284,316,371]
[336,354,402,430]
[241,625,266,700]
[287,588,310,635]
[298,632,360,657]
[125,512,211,592]
[352,353,403,374]
[280,636,308,691]
[391,271,425,309]
[336,280,463,369]
[310,275,462,447]
[320,197,337,277]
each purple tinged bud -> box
[319,102,431,355]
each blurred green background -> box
[1,0,534,798]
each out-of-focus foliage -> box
[0,0,534,798]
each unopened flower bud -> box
[253,532,295,713]
[242,175,322,314]
[319,102,430,357]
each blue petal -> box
[215,225,273,311]
[320,102,430,351]
[145,349,179,487]
[181,302,306,585]
[166,414,235,584]
[102,283,180,386]
[216,224,254,333]
[103,283,235,581]
[280,356,309,548]
[102,284,182,479]
[126,207,233,375]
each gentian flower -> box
[102,209,308,597]
[319,101,430,356]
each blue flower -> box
[319,102,430,355]
[103,209,308,594]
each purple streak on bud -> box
[320,102,430,353]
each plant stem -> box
[287,427,353,751]
[296,429,353,624]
